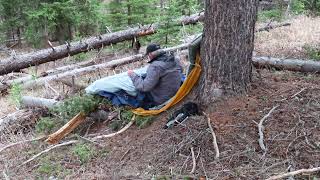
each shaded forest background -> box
[0,0,204,48]
[0,0,319,49]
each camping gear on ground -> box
[164,102,200,129]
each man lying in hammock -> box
[128,43,183,109]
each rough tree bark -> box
[198,0,258,104]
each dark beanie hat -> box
[146,43,161,55]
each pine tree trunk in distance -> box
[198,0,258,105]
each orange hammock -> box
[132,52,201,116]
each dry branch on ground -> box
[46,112,86,144]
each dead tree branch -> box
[190,147,196,174]
[0,136,46,154]
[46,112,86,144]
[256,22,291,32]
[18,140,78,167]
[266,167,320,180]
[258,105,279,152]
[91,115,135,141]
[204,112,220,159]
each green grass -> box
[72,143,95,164]
[73,52,90,61]
[9,82,22,107]
[35,117,56,134]
[36,156,68,178]
[258,9,283,22]
[303,45,320,61]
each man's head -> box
[146,43,161,55]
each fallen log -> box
[0,10,290,76]
[179,12,204,25]
[20,96,59,109]
[0,27,152,76]
[253,56,320,73]
[256,22,291,32]
[0,109,45,134]
[0,59,96,92]
[2,44,188,90]
[22,54,320,89]
[0,13,203,76]
[22,54,143,89]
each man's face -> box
[147,53,152,61]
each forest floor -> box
[0,15,320,179]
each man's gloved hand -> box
[127,70,135,76]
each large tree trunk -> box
[198,0,258,104]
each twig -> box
[2,170,9,180]
[291,87,307,98]
[203,112,220,159]
[266,167,320,180]
[258,105,279,152]
[120,147,132,161]
[91,115,135,141]
[190,147,196,174]
[180,152,191,174]
[47,40,55,51]
[0,136,46,154]
[254,160,290,177]
[200,157,208,178]
[19,140,78,167]
[280,87,307,101]
[45,81,60,97]
[77,135,103,147]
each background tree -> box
[197,0,259,104]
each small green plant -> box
[27,66,38,80]
[120,110,135,122]
[9,82,22,107]
[72,143,95,164]
[260,96,268,101]
[35,117,56,134]
[258,9,283,22]
[303,45,320,61]
[155,176,170,180]
[109,109,154,130]
[36,157,63,176]
[51,95,105,123]
[135,115,154,129]
[291,0,306,15]
[73,52,89,61]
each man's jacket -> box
[129,50,182,105]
